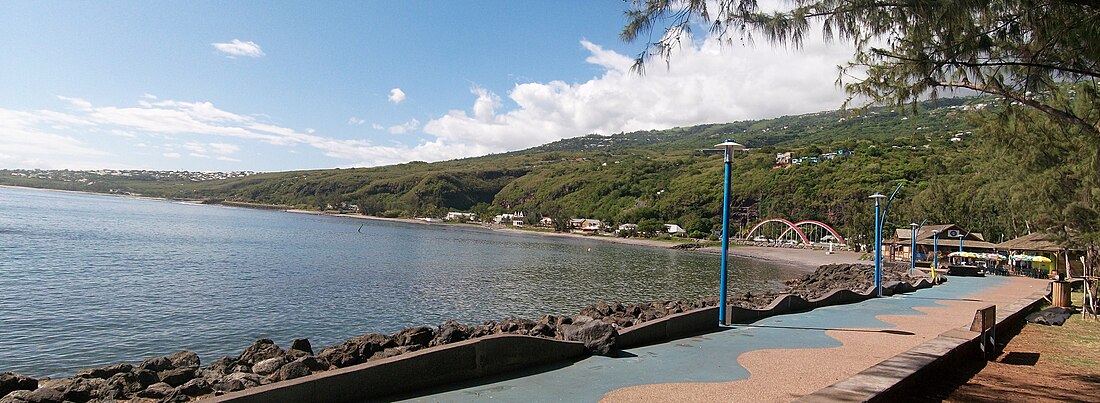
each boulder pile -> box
[0,262,931,402]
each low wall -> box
[213,334,586,403]
[218,278,936,402]
[618,279,934,349]
[796,288,1048,402]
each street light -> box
[909,222,920,275]
[869,193,887,297]
[958,231,970,253]
[716,139,745,326]
[932,229,941,279]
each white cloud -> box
[388,88,406,104]
[0,31,855,170]
[423,36,854,153]
[348,117,366,125]
[212,39,265,58]
[388,119,420,134]
[0,95,481,169]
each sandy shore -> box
[285,209,864,270]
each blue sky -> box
[1,1,854,172]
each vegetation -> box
[2,97,1048,248]
[622,0,1099,263]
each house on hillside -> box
[493,212,525,225]
[445,212,477,222]
[539,216,554,227]
[775,152,792,167]
[571,219,604,233]
[664,224,687,236]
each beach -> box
[285,209,866,271]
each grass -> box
[1029,290,1100,371]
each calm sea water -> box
[0,186,800,377]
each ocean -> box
[0,186,794,377]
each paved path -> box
[395,275,1048,403]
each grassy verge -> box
[1030,291,1100,371]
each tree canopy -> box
[624,0,1099,261]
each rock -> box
[251,357,287,376]
[564,320,618,356]
[138,356,173,372]
[74,363,132,380]
[285,349,311,361]
[270,360,310,382]
[157,368,194,387]
[167,351,200,370]
[432,320,469,346]
[212,378,246,394]
[104,371,143,398]
[24,387,64,403]
[177,378,213,397]
[36,377,107,403]
[133,369,159,388]
[292,356,328,372]
[238,339,285,365]
[0,373,38,398]
[203,357,239,376]
[393,327,434,348]
[0,389,33,403]
[223,372,264,389]
[136,382,174,399]
[288,339,313,355]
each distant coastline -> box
[1,184,864,270]
[282,208,865,270]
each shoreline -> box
[2,184,865,271]
[284,208,866,270]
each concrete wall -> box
[217,278,937,402]
[213,334,586,403]
[619,279,934,349]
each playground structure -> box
[742,218,847,249]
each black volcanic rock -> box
[289,338,314,356]
[238,339,285,365]
[563,319,618,355]
[0,372,37,398]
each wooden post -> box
[970,305,997,359]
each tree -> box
[624,0,1099,267]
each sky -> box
[1,1,856,172]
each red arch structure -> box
[745,218,847,246]
[779,220,847,246]
[745,218,809,244]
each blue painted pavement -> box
[396,276,1007,402]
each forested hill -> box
[7,96,1029,245]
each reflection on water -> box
[0,186,800,377]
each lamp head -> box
[715,140,745,163]
[909,222,919,228]
[868,193,887,200]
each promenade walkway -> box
[395,275,1048,402]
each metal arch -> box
[745,218,810,244]
[787,220,847,245]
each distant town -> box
[4,169,256,183]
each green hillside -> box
[5,96,1060,247]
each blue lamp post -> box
[932,229,941,272]
[958,231,969,253]
[869,193,887,297]
[716,140,745,326]
[909,222,919,275]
